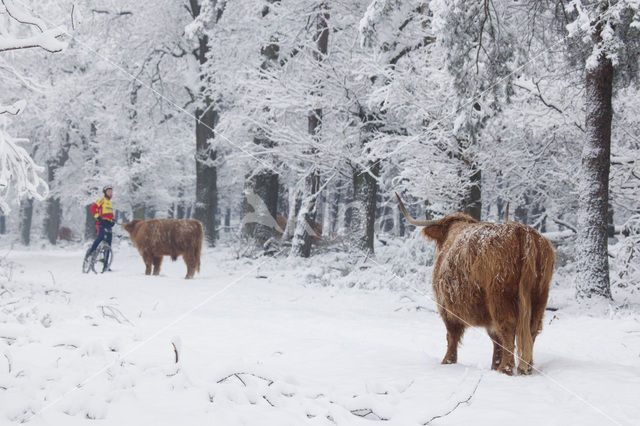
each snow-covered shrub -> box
[610,214,640,296]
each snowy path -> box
[1,244,639,425]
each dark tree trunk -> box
[85,204,97,241]
[577,23,613,300]
[224,207,231,232]
[292,4,329,258]
[177,201,186,219]
[20,198,34,246]
[352,162,379,253]
[44,198,61,244]
[189,0,222,247]
[293,172,320,257]
[463,166,482,221]
[0,215,5,234]
[43,143,69,244]
[132,203,146,220]
[607,202,615,238]
[194,102,218,246]
[238,0,281,251]
[242,168,279,246]
[397,202,405,237]
[350,109,381,253]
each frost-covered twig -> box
[98,305,134,325]
[0,0,67,53]
[0,100,26,116]
[0,122,49,213]
[171,342,179,363]
[351,408,388,421]
[550,217,577,233]
[217,372,274,386]
[3,352,11,373]
[423,374,483,425]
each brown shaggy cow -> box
[122,219,203,279]
[396,194,555,375]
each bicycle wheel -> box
[82,248,93,273]
[97,242,113,273]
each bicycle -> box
[82,227,113,274]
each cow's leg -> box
[152,256,163,275]
[521,297,546,375]
[441,318,465,365]
[487,328,503,370]
[494,322,517,375]
[183,254,194,279]
[142,252,153,275]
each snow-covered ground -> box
[1,242,639,425]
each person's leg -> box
[103,229,113,268]
[88,225,105,255]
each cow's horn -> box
[395,193,440,227]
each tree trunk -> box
[44,198,61,244]
[224,207,231,232]
[292,172,320,257]
[85,204,97,241]
[242,168,279,246]
[189,0,222,247]
[20,198,34,246]
[291,4,329,258]
[352,162,379,253]
[132,203,146,220]
[0,215,5,234]
[463,166,482,220]
[194,102,218,246]
[329,183,341,237]
[43,144,69,244]
[576,24,613,301]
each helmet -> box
[103,185,113,194]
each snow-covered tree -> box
[0,0,67,213]
[567,1,640,301]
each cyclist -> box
[85,185,115,267]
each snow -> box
[1,243,639,425]
[0,26,67,53]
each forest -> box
[2,0,639,302]
[1,1,640,424]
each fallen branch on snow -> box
[217,372,274,387]
[351,408,388,421]
[171,342,179,363]
[98,305,134,325]
[423,374,483,425]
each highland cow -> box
[396,193,555,375]
[122,219,203,279]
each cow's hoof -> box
[517,366,533,375]
[441,359,456,365]
[498,365,513,375]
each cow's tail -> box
[516,232,536,374]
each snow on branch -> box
[0,124,48,213]
[0,0,67,53]
[359,0,401,48]
[0,100,26,116]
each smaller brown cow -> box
[122,219,203,279]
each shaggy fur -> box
[421,213,554,375]
[122,219,203,279]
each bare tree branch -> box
[424,375,483,425]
